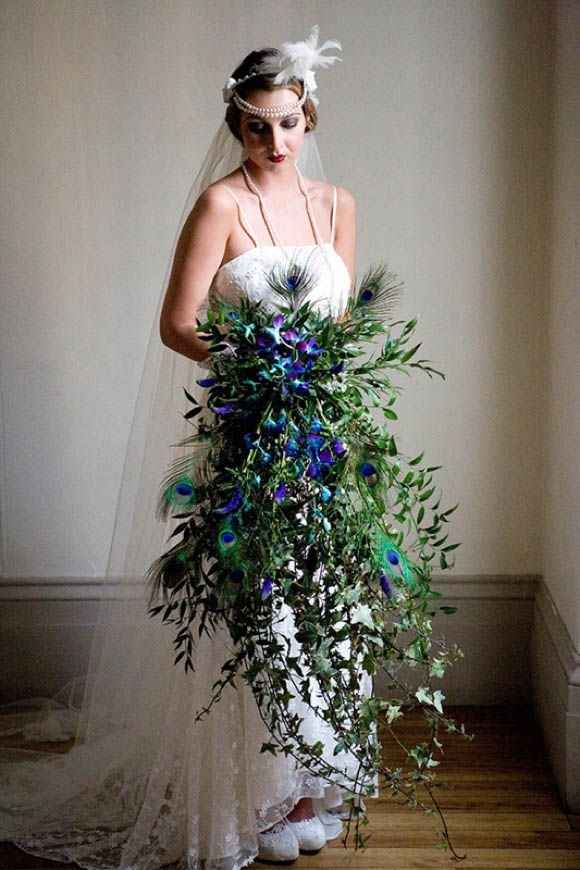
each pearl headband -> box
[222,25,342,117]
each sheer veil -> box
[0,118,330,852]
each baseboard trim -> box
[0,573,541,601]
[531,579,580,813]
[535,580,580,689]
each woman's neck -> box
[242,157,300,196]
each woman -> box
[158,40,364,865]
[0,27,376,870]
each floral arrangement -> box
[147,257,472,859]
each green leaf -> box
[183,387,199,404]
[419,486,435,502]
[401,342,422,363]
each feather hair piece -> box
[258,25,342,107]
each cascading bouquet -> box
[147,257,473,860]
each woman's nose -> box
[270,126,285,153]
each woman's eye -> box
[248,121,298,134]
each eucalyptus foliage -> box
[147,258,473,859]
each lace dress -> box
[0,166,378,870]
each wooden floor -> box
[1,704,579,869]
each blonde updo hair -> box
[225,48,318,144]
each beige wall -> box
[1,4,574,640]
[542,0,580,648]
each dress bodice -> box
[209,242,351,317]
[207,162,352,319]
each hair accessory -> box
[222,25,342,112]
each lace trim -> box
[6,760,354,870]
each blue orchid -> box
[261,576,273,599]
[380,572,393,597]
[273,483,287,503]
[212,403,237,416]
[214,486,243,515]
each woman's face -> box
[239,87,307,170]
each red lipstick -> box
[268,155,286,163]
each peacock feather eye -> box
[387,550,400,566]
[219,529,236,548]
[217,522,240,559]
[165,477,196,508]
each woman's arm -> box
[333,185,356,322]
[159,185,234,362]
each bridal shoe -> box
[285,814,327,852]
[256,820,299,863]
[311,798,344,840]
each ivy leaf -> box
[429,658,446,678]
[415,686,445,714]
[385,702,403,724]
[415,686,432,707]
[351,604,375,630]
[432,689,446,714]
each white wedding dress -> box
[0,167,377,870]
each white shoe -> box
[286,815,327,852]
[256,820,299,863]
[312,798,344,840]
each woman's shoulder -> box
[193,177,240,213]
[305,177,356,208]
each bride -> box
[0,26,376,870]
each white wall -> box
[0,3,566,632]
[542,0,580,648]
